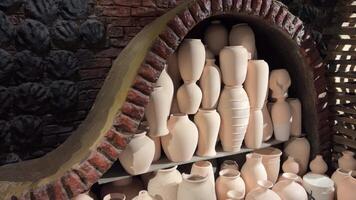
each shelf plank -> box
[98,139,284,185]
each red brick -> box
[61,172,87,197]
[96,48,121,58]
[133,75,154,95]
[160,27,180,50]
[211,0,223,14]
[223,0,233,12]
[107,25,124,37]
[266,1,282,22]
[105,128,131,149]
[138,63,161,82]
[242,0,252,13]
[151,37,174,59]
[113,0,140,6]
[198,0,212,13]
[168,16,188,39]
[31,187,50,200]
[282,12,295,35]
[127,88,150,106]
[131,7,163,17]
[98,139,122,160]
[100,0,114,6]
[260,0,272,17]
[115,113,140,132]
[232,0,243,12]
[178,9,196,30]
[74,161,102,187]
[122,101,145,120]
[145,51,166,71]
[87,150,113,173]
[48,180,69,200]
[189,2,209,23]
[251,0,263,15]
[275,7,288,27]
[142,0,156,7]
[102,6,131,17]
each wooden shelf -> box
[98,139,285,185]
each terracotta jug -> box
[103,193,126,200]
[282,156,300,174]
[194,109,220,156]
[149,136,161,162]
[101,177,144,200]
[221,160,239,171]
[161,114,198,162]
[132,191,155,200]
[229,23,257,59]
[337,175,356,200]
[216,169,246,200]
[309,155,328,174]
[148,166,182,200]
[287,98,302,137]
[145,86,170,137]
[272,173,308,200]
[254,147,282,184]
[241,153,268,193]
[331,168,352,192]
[245,180,281,200]
[118,131,155,175]
[178,39,205,82]
[177,174,216,200]
[204,20,228,56]
[284,136,310,175]
[177,81,202,114]
[226,190,245,200]
[167,52,181,92]
[262,99,273,142]
[338,150,356,172]
[191,161,215,187]
[199,59,221,109]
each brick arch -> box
[0,0,329,199]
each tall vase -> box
[145,86,170,137]
[262,99,273,142]
[287,98,302,137]
[177,174,216,200]
[216,169,246,200]
[194,109,220,157]
[272,173,308,200]
[244,60,269,148]
[284,136,310,176]
[200,59,221,109]
[309,155,328,174]
[254,147,282,184]
[204,20,228,56]
[118,132,155,175]
[282,156,300,174]
[229,23,257,59]
[177,81,202,114]
[148,166,182,200]
[338,150,356,172]
[245,180,281,200]
[191,161,215,187]
[178,39,205,81]
[338,175,356,200]
[161,114,198,162]
[241,153,268,193]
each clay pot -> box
[245,180,281,200]
[149,136,161,162]
[282,156,300,174]
[148,166,182,200]
[118,132,155,175]
[156,66,174,98]
[219,46,249,86]
[204,20,228,56]
[284,136,310,176]
[302,173,335,200]
[178,39,205,81]
[254,147,282,184]
[167,52,181,92]
[221,160,239,171]
[73,193,96,200]
[161,114,198,162]
[191,161,215,188]
[269,69,291,99]
[177,174,216,200]
[287,98,302,137]
[101,177,144,200]
[194,109,220,157]
[271,98,291,141]
[262,100,273,142]
[200,59,221,109]
[241,153,268,193]
[272,173,308,200]
[331,168,352,196]
[278,173,303,185]
[205,46,214,59]
[132,191,155,200]
[177,81,202,114]
[229,23,257,59]
[216,169,246,200]
[337,175,356,200]
[338,150,356,172]
[145,86,170,137]
[309,155,328,174]
[226,190,245,200]
[103,193,126,200]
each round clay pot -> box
[191,161,215,188]
[284,136,310,176]
[229,23,257,59]
[200,59,221,109]
[272,173,308,200]
[118,132,155,175]
[338,150,356,172]
[287,98,302,137]
[177,81,202,114]
[101,177,144,200]
[161,114,198,162]
[254,147,282,184]
[282,156,300,174]
[132,190,155,200]
[309,155,328,175]
[337,175,356,200]
[194,109,220,157]
[177,174,216,200]
[216,169,245,200]
[148,166,182,200]
[103,193,126,200]
[178,39,205,81]
[245,180,281,200]
[226,190,245,200]
[241,153,268,193]
[221,160,239,171]
[204,20,228,56]
[302,173,335,200]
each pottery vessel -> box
[194,109,220,156]
[177,82,202,114]
[216,169,246,200]
[118,132,155,175]
[148,166,182,200]
[73,193,96,200]
[282,156,300,174]
[337,175,356,200]
[156,66,174,98]
[178,39,205,81]
[204,20,228,56]
[241,153,268,193]
[150,136,161,162]
[226,190,245,200]
[221,160,239,171]
[284,136,310,176]
[338,150,356,172]
[200,59,221,109]
[269,69,291,99]
[161,114,198,162]
[287,98,302,137]
[177,174,216,200]
[278,172,303,185]
[229,23,257,59]
[132,191,155,200]
[103,193,126,200]
[302,173,335,200]
[205,46,214,59]
[254,147,282,184]
[245,180,281,200]
[191,161,215,187]
[101,177,144,200]
[262,99,273,142]
[273,173,308,200]
[309,155,328,174]
[331,168,352,195]
[167,52,181,92]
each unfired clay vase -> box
[200,59,221,109]
[177,174,216,200]
[282,156,300,174]
[284,136,310,176]
[118,132,155,175]
[178,39,205,81]
[269,69,292,141]
[226,190,245,200]
[132,191,155,200]
[216,169,246,200]
[337,175,356,200]
[241,153,268,193]
[272,173,308,200]
[229,23,257,59]
[262,99,273,142]
[244,60,269,148]
[338,150,356,172]
[254,147,282,184]
[221,160,239,171]
[309,155,328,174]
[302,173,335,200]
[177,81,202,114]
[287,98,302,137]
[331,168,352,193]
[148,166,182,200]
[161,114,198,162]
[194,109,220,156]
[145,86,170,137]
[150,136,161,162]
[191,161,215,188]
[245,180,281,200]
[101,177,144,200]
[103,193,126,200]
[204,20,228,56]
